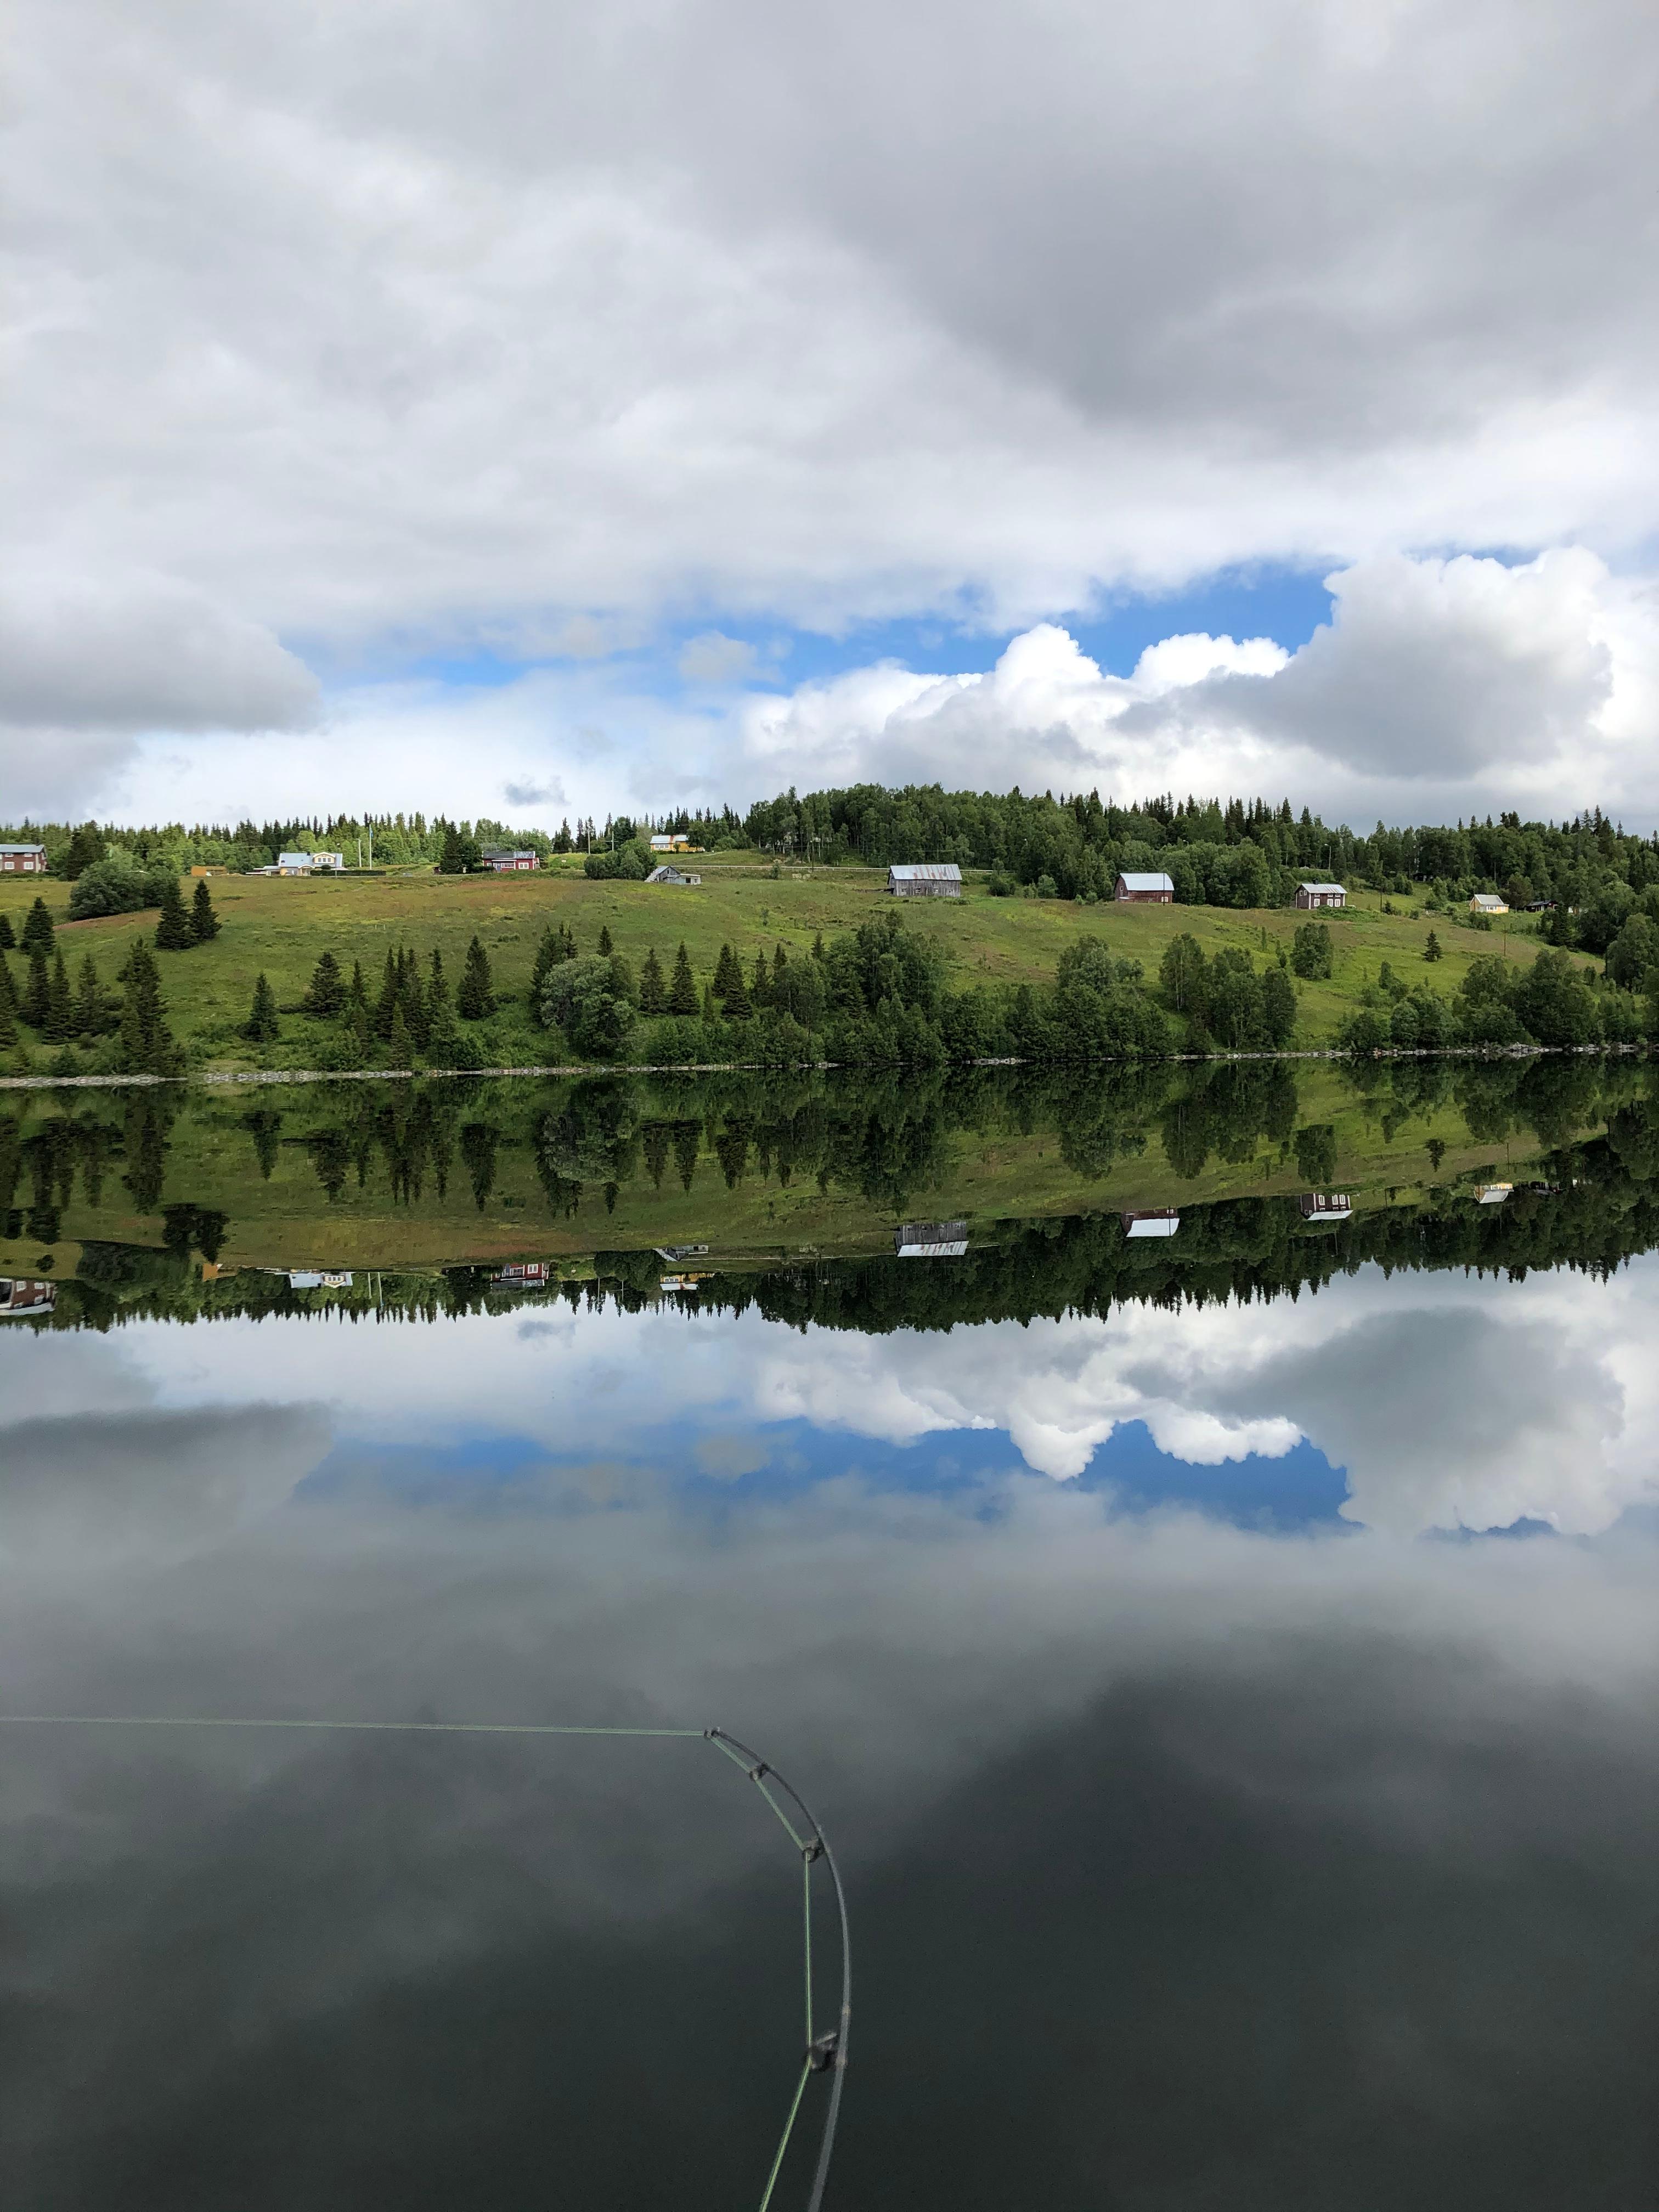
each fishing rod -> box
[0,1713,850,2211]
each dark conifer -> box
[154,877,194,950]
[114,942,181,1073]
[373,947,400,1039]
[529,924,567,1007]
[811,932,825,962]
[21,898,54,955]
[428,946,449,1006]
[749,951,770,1008]
[343,961,371,1054]
[44,952,74,1041]
[458,935,496,1019]
[244,1107,283,1179]
[74,955,102,1036]
[22,945,50,1028]
[773,944,788,990]
[0,981,16,1050]
[0,951,17,1025]
[190,876,221,941]
[668,942,698,1015]
[724,962,752,1019]
[0,913,15,950]
[387,1003,412,1065]
[642,1121,670,1186]
[242,972,280,1043]
[639,946,667,1014]
[64,822,105,879]
[597,924,613,956]
[302,950,345,1015]
[713,942,740,998]
[673,1120,700,1191]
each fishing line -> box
[0,1713,850,2211]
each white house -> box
[888,864,962,899]
[1122,1209,1181,1238]
[0,842,47,875]
[276,850,344,874]
[1470,893,1508,915]
[646,864,701,885]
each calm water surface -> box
[2,1062,1656,2208]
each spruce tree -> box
[387,1003,412,1065]
[749,951,770,1008]
[343,961,371,1056]
[811,932,825,962]
[0,952,17,1028]
[1424,930,1443,962]
[64,822,105,879]
[668,942,698,1015]
[244,1107,283,1179]
[597,924,613,956]
[723,962,752,1019]
[114,943,181,1074]
[302,950,345,1015]
[154,877,194,951]
[0,913,14,950]
[44,951,74,1041]
[458,935,496,1019]
[529,923,569,1008]
[22,945,51,1028]
[428,947,449,1007]
[373,947,400,1039]
[639,946,667,1015]
[242,972,280,1043]
[74,954,103,1036]
[0,979,16,1051]
[21,898,54,955]
[400,947,430,1047]
[713,942,739,998]
[190,876,221,941]
[773,944,788,991]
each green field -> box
[0,854,1549,1073]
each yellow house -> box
[1469,893,1508,915]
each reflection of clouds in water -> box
[6,1254,1657,1534]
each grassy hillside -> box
[1,853,1549,1071]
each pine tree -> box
[668,942,698,1016]
[21,898,53,956]
[400,947,430,1048]
[713,942,740,998]
[458,935,496,1019]
[242,972,280,1043]
[0,913,15,950]
[1424,930,1443,962]
[343,961,371,1056]
[0,952,17,1028]
[373,947,400,1039]
[724,962,752,1019]
[811,932,825,962]
[64,822,105,879]
[387,1003,412,1065]
[529,924,566,1006]
[749,951,770,1008]
[773,944,788,992]
[673,1119,701,1191]
[302,950,345,1015]
[244,1107,283,1179]
[154,877,194,950]
[428,947,449,1007]
[190,876,221,941]
[44,951,74,1041]
[0,981,16,1051]
[114,943,181,1074]
[639,946,667,1015]
[74,954,103,1036]
[642,1121,670,1187]
[22,945,50,1028]
[598,924,613,956]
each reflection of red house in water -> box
[1298,1192,1353,1222]
[493,1261,552,1288]
[0,1277,57,1316]
[1121,1209,1181,1239]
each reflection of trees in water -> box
[1155,1061,1297,1181]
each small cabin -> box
[1474,1183,1513,1205]
[493,1261,551,1286]
[1298,1192,1354,1223]
[1121,1209,1181,1239]
[888,864,962,899]
[0,843,47,875]
[275,850,344,875]
[1469,893,1508,916]
[1114,872,1174,903]
[646,864,701,885]
[649,834,693,853]
[1295,882,1346,910]
[0,1277,57,1317]
[895,1220,969,1257]
[482,848,538,872]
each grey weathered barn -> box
[888,864,962,898]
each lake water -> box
[2,1057,1657,2208]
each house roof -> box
[1299,882,1346,894]
[888,862,962,881]
[1118,871,1175,892]
[1471,893,1506,907]
[0,843,46,854]
[482,847,533,858]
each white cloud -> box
[676,633,759,686]
[7,0,1659,814]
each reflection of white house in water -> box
[895,1220,969,1257]
[656,1245,709,1263]
[1121,1209,1181,1239]
[1298,1192,1354,1222]
[0,1277,57,1317]
[286,1269,354,1289]
[1474,1184,1514,1205]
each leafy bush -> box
[68,853,177,920]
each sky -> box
[7,0,1659,830]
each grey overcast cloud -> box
[5,0,1658,823]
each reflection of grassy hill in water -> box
[2,1057,1652,1283]
[20,1103,1659,1338]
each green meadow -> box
[0,852,1549,1073]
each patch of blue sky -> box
[300,563,1339,706]
[298,1411,1352,1531]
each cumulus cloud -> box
[8,0,1659,817]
